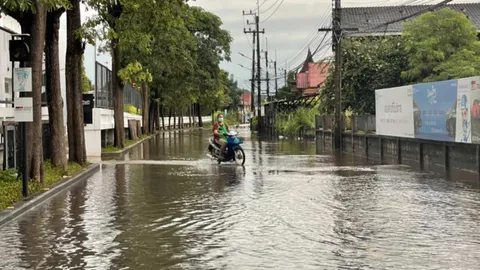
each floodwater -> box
[1,128,480,269]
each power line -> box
[348,0,454,36]
[278,9,331,67]
[260,0,281,14]
[261,0,285,23]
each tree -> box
[82,56,94,93]
[45,7,67,171]
[185,6,232,125]
[0,0,69,181]
[277,86,296,100]
[86,0,155,148]
[402,8,480,83]
[66,0,87,165]
[118,61,152,133]
[319,36,408,114]
[224,74,242,110]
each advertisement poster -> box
[455,77,478,143]
[13,67,32,93]
[470,78,480,143]
[412,80,458,141]
[375,86,414,138]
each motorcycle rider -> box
[213,113,230,160]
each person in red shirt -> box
[213,114,230,160]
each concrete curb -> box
[101,133,155,158]
[0,163,101,228]
[101,127,208,158]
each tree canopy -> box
[319,8,480,115]
[402,8,480,83]
[319,36,408,114]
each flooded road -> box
[1,128,480,269]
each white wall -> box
[0,15,21,108]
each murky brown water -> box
[1,128,480,269]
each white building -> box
[0,14,20,108]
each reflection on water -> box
[0,129,480,269]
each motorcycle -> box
[207,131,246,165]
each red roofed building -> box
[240,92,251,108]
[295,49,331,96]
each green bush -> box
[0,161,86,211]
[124,104,142,115]
[275,103,318,137]
[251,116,258,130]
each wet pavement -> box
[1,128,480,269]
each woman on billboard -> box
[460,95,471,143]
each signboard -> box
[375,76,480,145]
[14,97,33,122]
[375,86,415,138]
[83,94,94,124]
[455,77,479,143]
[412,80,458,141]
[13,67,32,93]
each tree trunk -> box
[168,108,172,130]
[149,99,155,133]
[112,39,125,148]
[66,0,87,165]
[141,83,149,134]
[26,3,47,182]
[192,104,197,126]
[45,9,67,172]
[197,103,203,127]
[136,120,142,138]
[188,104,192,127]
[159,103,164,130]
[128,120,137,140]
[179,108,183,129]
[173,109,177,130]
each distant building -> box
[295,49,331,96]
[342,3,480,37]
[240,91,251,109]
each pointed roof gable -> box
[300,48,314,73]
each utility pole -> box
[265,47,269,102]
[251,34,255,112]
[274,49,278,98]
[332,0,342,151]
[243,7,264,117]
[319,0,357,151]
[256,14,263,117]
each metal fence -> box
[124,83,142,111]
[95,62,114,109]
[315,114,377,133]
[94,62,143,111]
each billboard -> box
[469,77,480,143]
[375,86,414,138]
[412,80,458,141]
[376,76,480,144]
[455,77,480,143]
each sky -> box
[72,0,478,90]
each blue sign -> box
[412,80,458,141]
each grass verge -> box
[102,134,150,153]
[0,161,87,211]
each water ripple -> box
[0,132,479,269]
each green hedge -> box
[124,104,142,115]
[0,161,86,211]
